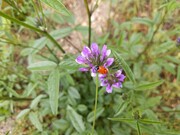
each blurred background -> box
[0,0,180,134]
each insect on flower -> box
[94,65,108,74]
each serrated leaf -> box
[135,80,164,91]
[40,0,70,16]
[28,61,57,71]
[87,107,105,122]
[29,112,43,131]
[48,68,60,115]
[108,118,134,123]
[30,94,46,109]
[113,51,136,84]
[139,119,161,124]
[67,105,85,133]
[68,87,80,99]
[16,109,30,120]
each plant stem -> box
[0,97,33,101]
[92,74,99,134]
[84,0,92,47]
[136,120,141,135]
[0,11,65,53]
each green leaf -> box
[16,109,30,120]
[108,118,134,123]
[30,94,46,109]
[113,51,136,84]
[67,105,85,133]
[48,68,60,115]
[59,57,80,73]
[52,119,69,130]
[139,119,161,124]
[114,102,129,117]
[77,104,87,113]
[28,61,57,71]
[29,112,43,132]
[68,87,80,99]
[135,80,164,91]
[40,0,70,16]
[6,87,20,97]
[132,17,154,26]
[136,121,141,135]
[177,65,180,82]
[87,107,105,122]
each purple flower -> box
[76,43,114,76]
[99,69,126,93]
[177,37,180,43]
[176,37,180,47]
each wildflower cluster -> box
[76,43,126,93]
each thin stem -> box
[0,96,48,101]
[136,120,141,135]
[92,74,99,134]
[45,44,60,63]
[0,11,65,53]
[84,0,92,47]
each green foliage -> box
[0,0,179,134]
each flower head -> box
[76,43,114,76]
[99,69,126,93]
[176,37,180,47]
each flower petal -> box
[100,45,111,62]
[75,56,86,64]
[79,67,89,72]
[112,82,122,88]
[118,74,126,82]
[99,74,107,78]
[106,84,113,93]
[91,66,98,73]
[115,69,122,77]
[91,43,100,56]
[106,49,111,57]
[91,72,97,77]
[81,46,91,58]
[100,80,108,86]
[104,58,114,67]
[100,45,107,61]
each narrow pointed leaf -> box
[30,94,46,109]
[67,105,85,133]
[135,80,164,91]
[29,112,43,131]
[113,51,136,83]
[48,68,60,115]
[28,61,57,71]
[114,102,129,117]
[16,109,30,120]
[136,121,141,135]
[87,107,105,122]
[40,0,70,16]
[139,119,162,124]
[108,118,134,123]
